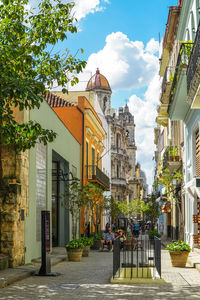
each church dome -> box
[86,68,111,92]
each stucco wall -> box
[25,101,81,264]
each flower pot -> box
[91,239,101,250]
[66,247,83,262]
[169,251,189,267]
[82,245,90,257]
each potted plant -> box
[148,230,161,240]
[168,146,179,161]
[66,238,84,262]
[91,233,104,250]
[81,237,94,257]
[166,241,191,267]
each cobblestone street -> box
[1,250,200,299]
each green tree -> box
[0,0,86,178]
[107,196,121,224]
[145,193,160,230]
[82,183,109,235]
[63,178,83,240]
[118,198,149,220]
[154,168,183,241]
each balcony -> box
[168,43,191,120]
[160,67,175,104]
[162,146,182,172]
[187,20,200,108]
[156,104,169,127]
[111,177,127,188]
[85,165,110,190]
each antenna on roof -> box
[159,32,161,44]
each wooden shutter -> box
[196,129,200,177]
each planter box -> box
[82,245,90,257]
[91,239,101,250]
[66,248,83,262]
[169,251,189,267]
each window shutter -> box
[196,129,200,177]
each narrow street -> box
[1,249,200,299]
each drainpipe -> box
[76,106,84,187]
[76,106,84,237]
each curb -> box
[187,257,200,273]
[0,256,66,289]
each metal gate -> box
[113,236,161,279]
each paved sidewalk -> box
[0,247,66,288]
[0,249,200,299]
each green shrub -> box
[166,241,191,252]
[66,238,84,249]
[80,237,94,246]
[148,230,161,239]
[92,233,104,240]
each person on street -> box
[100,228,114,252]
[119,230,126,249]
[134,223,139,237]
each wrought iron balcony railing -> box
[162,146,181,170]
[85,165,110,190]
[187,21,200,93]
[161,67,175,94]
[168,43,193,111]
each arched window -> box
[116,133,121,150]
[103,96,107,112]
[117,164,119,178]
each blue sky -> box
[52,0,178,187]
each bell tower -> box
[86,68,112,116]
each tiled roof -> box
[46,92,74,107]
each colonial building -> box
[0,94,82,268]
[154,0,200,246]
[53,69,147,223]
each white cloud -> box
[85,32,159,91]
[128,75,161,187]
[145,38,159,54]
[64,30,161,186]
[73,0,108,21]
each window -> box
[86,141,89,178]
[195,129,200,177]
[92,147,95,176]
[103,96,107,112]
[116,133,121,150]
[117,164,119,178]
[97,151,99,167]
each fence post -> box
[154,236,161,278]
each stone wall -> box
[0,145,29,267]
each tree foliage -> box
[117,198,149,219]
[63,178,83,239]
[154,167,183,241]
[145,193,160,229]
[107,196,121,222]
[0,0,86,152]
[82,183,109,234]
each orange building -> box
[48,93,110,234]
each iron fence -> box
[85,165,110,190]
[113,236,161,279]
[168,43,193,112]
[187,20,200,93]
